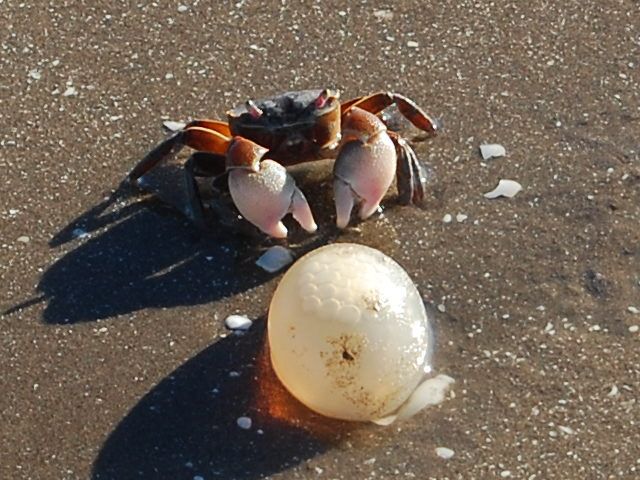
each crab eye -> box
[246,99,263,119]
[314,89,330,109]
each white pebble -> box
[456,213,468,223]
[501,471,512,478]
[479,144,506,160]
[484,179,522,199]
[255,245,294,273]
[72,228,89,239]
[407,40,419,48]
[62,86,78,97]
[224,314,252,331]
[236,416,252,429]
[435,447,455,459]
[442,214,453,223]
[17,236,30,243]
[608,385,619,397]
[437,304,446,313]
[558,425,576,435]
[627,306,639,314]
[629,325,639,333]
[178,5,189,13]
[28,69,42,80]
[163,120,187,132]
[373,9,394,20]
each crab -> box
[127,89,439,238]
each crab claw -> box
[228,159,317,238]
[333,132,397,228]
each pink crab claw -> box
[228,159,318,238]
[333,132,397,228]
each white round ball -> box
[268,243,432,421]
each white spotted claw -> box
[228,159,317,238]
[268,243,449,422]
[333,129,397,228]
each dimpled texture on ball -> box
[268,243,432,421]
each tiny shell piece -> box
[162,120,187,132]
[372,373,455,425]
[484,179,522,199]
[224,314,253,331]
[255,246,294,273]
[436,447,455,460]
[479,144,506,160]
[236,416,252,429]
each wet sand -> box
[1,1,639,479]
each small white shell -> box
[372,374,455,425]
[436,447,455,459]
[162,120,187,132]
[224,314,253,331]
[484,179,522,199]
[479,144,506,160]
[255,246,294,273]
[236,416,252,429]
[268,243,434,422]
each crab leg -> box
[342,92,440,134]
[184,119,231,137]
[184,152,227,227]
[388,131,428,204]
[163,119,232,137]
[128,126,231,182]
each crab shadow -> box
[26,193,247,323]
[16,170,330,324]
[92,320,348,480]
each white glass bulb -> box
[268,243,433,422]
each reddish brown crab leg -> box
[182,119,232,137]
[342,92,439,134]
[128,126,232,182]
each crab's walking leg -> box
[333,107,397,228]
[175,119,232,137]
[342,92,440,134]
[388,131,428,204]
[184,152,227,227]
[128,126,231,182]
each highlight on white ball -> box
[267,243,451,423]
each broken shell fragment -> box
[162,120,187,132]
[255,246,294,273]
[224,314,253,331]
[268,243,445,422]
[484,179,523,199]
[371,373,455,425]
[479,144,506,160]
